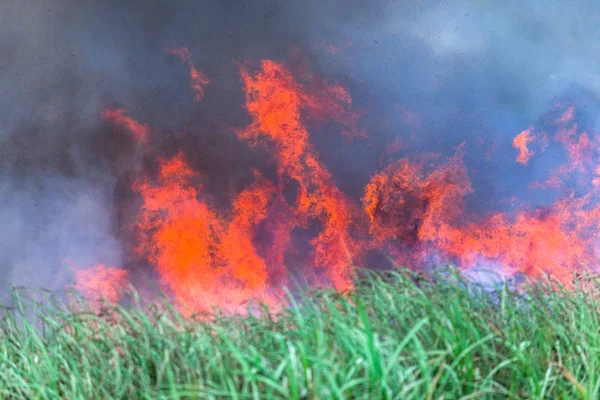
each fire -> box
[222,172,277,291]
[103,108,149,144]
[121,59,365,314]
[593,166,600,188]
[558,105,575,124]
[239,60,363,291]
[88,56,600,314]
[361,99,600,286]
[363,155,599,286]
[132,153,276,315]
[363,149,472,268]
[513,127,535,165]
[73,265,129,305]
[431,207,595,286]
[167,47,209,101]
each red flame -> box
[92,57,600,314]
[103,108,149,144]
[167,47,209,101]
[513,127,535,165]
[73,265,129,305]
[362,103,600,287]
[558,105,575,124]
[363,149,472,267]
[238,60,363,291]
[132,153,276,315]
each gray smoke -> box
[0,175,121,300]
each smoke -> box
[1,0,599,293]
[0,175,121,300]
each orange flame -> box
[167,47,210,101]
[73,265,129,305]
[238,60,363,290]
[103,108,149,144]
[558,106,575,124]
[363,149,472,267]
[513,127,535,165]
[94,58,600,316]
[133,153,276,315]
[363,103,600,286]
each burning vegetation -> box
[7,1,600,397]
[68,50,600,316]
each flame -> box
[556,125,598,173]
[167,47,209,101]
[92,58,600,314]
[167,47,193,63]
[222,172,277,291]
[103,108,149,144]
[363,158,600,286]
[592,166,600,188]
[129,60,366,314]
[558,105,575,124]
[73,265,129,305]
[238,60,363,290]
[363,149,472,267]
[513,127,535,165]
[363,103,600,286]
[435,195,600,286]
[132,153,276,315]
[322,40,353,55]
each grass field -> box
[1,269,599,399]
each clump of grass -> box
[1,269,600,399]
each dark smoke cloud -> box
[1,0,599,291]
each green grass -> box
[1,269,600,399]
